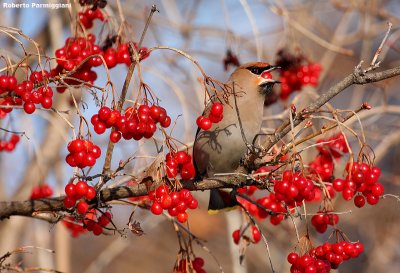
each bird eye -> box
[250,67,260,74]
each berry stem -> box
[99,6,158,189]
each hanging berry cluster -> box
[0,75,54,116]
[275,49,322,100]
[287,241,364,273]
[0,134,20,152]
[334,162,384,207]
[165,151,196,180]
[311,211,339,233]
[196,102,224,131]
[232,225,261,245]
[91,104,171,142]
[85,211,113,236]
[65,139,101,168]
[78,8,105,29]
[231,131,384,251]
[176,257,207,273]
[192,257,206,273]
[63,181,97,214]
[149,185,198,223]
[30,184,54,200]
[309,133,349,182]
[63,209,112,237]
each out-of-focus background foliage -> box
[0,0,400,272]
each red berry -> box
[168,207,178,217]
[92,224,103,236]
[160,116,171,128]
[160,194,172,209]
[104,48,118,68]
[366,194,379,205]
[75,181,88,197]
[98,106,111,121]
[85,186,96,200]
[41,97,53,109]
[232,229,240,244]
[187,198,198,209]
[210,102,223,117]
[110,131,122,143]
[287,252,299,264]
[175,151,190,165]
[177,212,188,223]
[98,212,112,226]
[77,201,89,214]
[23,102,36,114]
[180,162,196,179]
[63,196,76,208]
[150,202,163,215]
[342,188,355,201]
[94,122,106,134]
[354,195,365,208]
[199,117,212,130]
[371,183,384,196]
[252,226,261,243]
[91,145,101,158]
[65,183,76,197]
[192,257,205,270]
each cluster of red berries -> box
[275,49,322,100]
[0,75,17,96]
[333,162,383,207]
[279,63,322,100]
[273,171,318,205]
[237,193,286,225]
[65,139,101,168]
[105,43,150,68]
[0,74,53,115]
[176,257,207,273]
[309,154,334,182]
[287,241,364,272]
[237,185,258,196]
[63,216,87,237]
[79,7,105,29]
[232,226,261,244]
[91,106,121,136]
[149,185,198,223]
[311,211,339,233]
[63,181,97,214]
[309,134,349,182]
[53,34,100,92]
[85,210,112,236]
[0,134,20,152]
[165,151,196,180]
[92,104,171,142]
[0,75,19,116]
[192,257,206,273]
[196,102,224,131]
[317,133,349,158]
[30,184,53,200]
[63,209,111,237]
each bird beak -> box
[265,65,281,73]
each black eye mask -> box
[246,65,272,75]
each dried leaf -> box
[128,220,145,236]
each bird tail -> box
[207,189,238,214]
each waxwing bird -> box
[193,62,280,213]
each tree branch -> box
[1,64,400,221]
[260,64,400,156]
